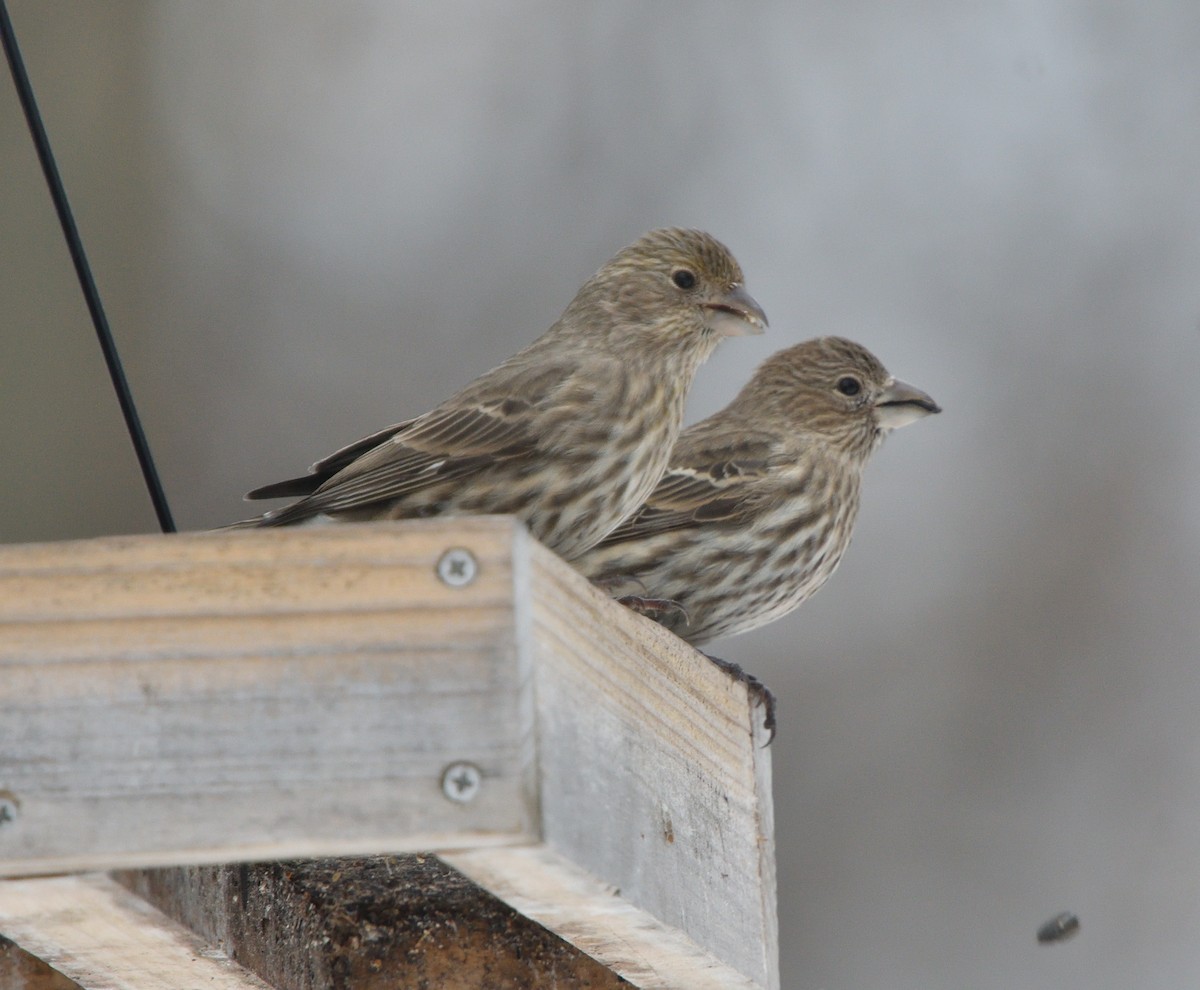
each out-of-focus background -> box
[3,3,1198,986]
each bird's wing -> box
[245,420,417,500]
[257,359,581,523]
[601,434,778,543]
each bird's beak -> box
[702,284,768,337]
[874,377,941,430]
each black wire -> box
[1,1,176,534]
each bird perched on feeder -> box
[577,336,939,642]
[232,228,766,560]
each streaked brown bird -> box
[577,336,939,643]
[231,229,766,559]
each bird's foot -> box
[702,653,776,746]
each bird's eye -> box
[672,269,697,290]
[836,376,862,397]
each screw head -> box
[436,548,478,587]
[441,762,482,803]
[0,791,19,828]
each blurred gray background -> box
[3,3,1199,987]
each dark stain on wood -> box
[0,935,84,990]
[115,855,630,989]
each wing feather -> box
[251,358,580,525]
[601,434,778,543]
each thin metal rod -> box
[0,1,176,533]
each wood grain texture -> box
[117,855,631,990]
[0,935,85,990]
[522,540,778,990]
[0,519,538,874]
[0,874,271,990]
[445,845,764,990]
[0,518,777,986]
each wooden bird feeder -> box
[0,518,777,989]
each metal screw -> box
[0,791,19,828]
[441,762,482,803]
[436,548,477,587]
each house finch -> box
[231,229,767,559]
[577,336,939,643]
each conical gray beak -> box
[703,284,768,337]
[875,377,940,430]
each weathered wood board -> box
[0,873,271,990]
[522,544,778,988]
[0,519,538,873]
[0,519,777,987]
[117,855,633,990]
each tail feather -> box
[245,475,324,501]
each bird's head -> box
[748,336,940,459]
[566,228,768,355]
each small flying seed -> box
[1037,912,1080,944]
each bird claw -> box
[702,653,776,746]
[617,595,690,624]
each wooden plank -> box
[525,540,779,990]
[445,845,766,989]
[117,848,773,990]
[117,855,631,990]
[0,519,778,986]
[0,519,538,875]
[0,874,271,990]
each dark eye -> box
[672,269,697,290]
[836,376,862,397]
